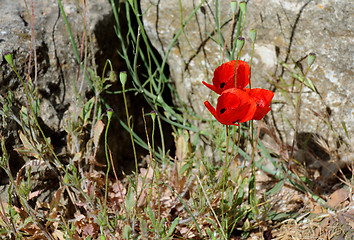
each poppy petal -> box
[252,107,271,120]
[249,88,274,107]
[244,88,274,120]
[216,88,257,123]
[204,101,238,125]
[204,60,250,94]
[238,100,257,122]
[202,81,219,93]
[236,60,251,89]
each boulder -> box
[0,0,114,130]
[0,0,174,182]
[0,0,113,183]
[140,0,353,161]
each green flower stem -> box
[104,110,113,217]
[231,10,243,59]
[249,30,257,89]
[220,125,230,231]
[234,37,245,87]
[156,115,165,159]
[281,53,317,198]
[147,112,156,205]
[196,175,227,240]
[121,81,139,178]
[57,0,79,64]
[5,54,62,170]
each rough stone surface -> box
[140,0,353,159]
[0,0,113,130]
[0,0,174,187]
[0,0,112,184]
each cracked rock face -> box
[0,0,112,130]
[0,0,113,182]
[140,0,353,153]
[0,0,174,182]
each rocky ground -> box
[0,0,353,239]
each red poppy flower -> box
[244,88,274,120]
[202,60,250,94]
[204,88,257,125]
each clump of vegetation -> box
[0,0,352,239]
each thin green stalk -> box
[104,110,113,217]
[229,125,237,160]
[215,0,223,59]
[279,54,317,199]
[178,0,207,75]
[239,9,247,38]
[231,11,243,59]
[158,0,206,83]
[5,55,62,169]
[222,12,236,62]
[57,0,80,63]
[197,176,227,240]
[146,112,156,205]
[220,126,230,234]
[249,35,256,89]
[231,125,244,197]
[163,184,205,240]
[122,83,139,177]
[156,115,165,159]
[220,126,230,185]
[111,0,202,137]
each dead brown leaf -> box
[327,187,349,208]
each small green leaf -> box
[147,207,156,226]
[125,187,134,213]
[342,121,349,138]
[235,177,247,205]
[248,174,257,208]
[82,97,95,124]
[167,217,179,237]
[305,77,317,93]
[122,225,132,240]
[266,180,284,195]
[140,219,148,236]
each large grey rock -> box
[141,0,353,158]
[0,0,113,183]
[0,0,112,130]
[0,0,174,182]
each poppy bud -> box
[119,71,127,86]
[231,0,237,14]
[250,29,257,43]
[308,52,316,66]
[237,37,245,52]
[109,71,117,82]
[150,110,156,122]
[107,108,113,120]
[4,52,13,67]
[239,1,246,15]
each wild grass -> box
[0,0,352,239]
